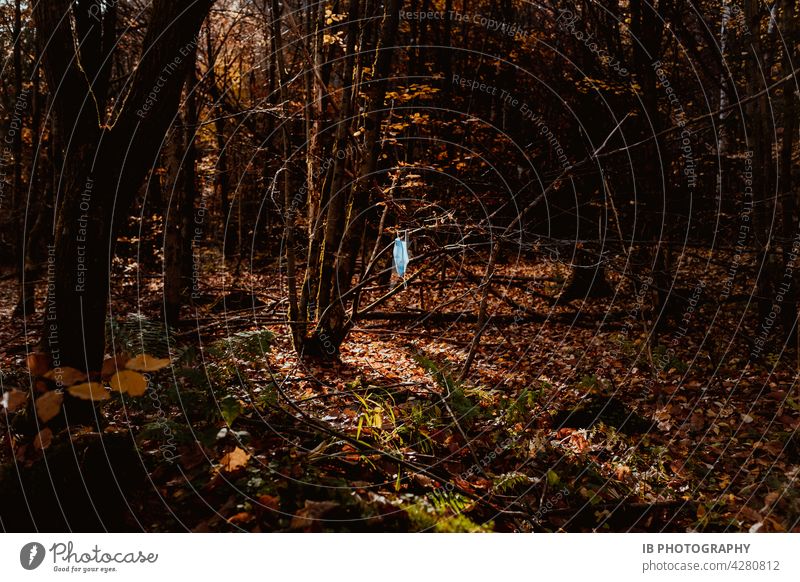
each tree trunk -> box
[163,49,199,326]
[35,0,214,372]
[306,0,404,357]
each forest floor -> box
[1,249,799,532]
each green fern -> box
[493,471,535,494]
[106,313,175,358]
[413,353,476,421]
[209,329,275,360]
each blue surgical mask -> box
[393,236,409,277]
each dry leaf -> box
[220,447,250,472]
[109,370,148,396]
[35,391,64,422]
[290,500,339,530]
[44,366,87,386]
[68,382,111,401]
[33,428,53,450]
[257,494,280,511]
[226,512,253,524]
[27,353,50,376]
[615,465,632,480]
[126,354,171,372]
[101,354,129,378]
[1,389,28,412]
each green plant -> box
[106,313,176,358]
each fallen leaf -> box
[109,370,148,396]
[257,495,280,511]
[615,465,632,480]
[227,512,253,525]
[101,354,129,378]
[68,382,111,401]
[761,491,781,512]
[2,389,28,412]
[33,428,53,450]
[290,500,339,530]
[44,366,87,386]
[126,354,171,372]
[35,391,64,422]
[220,447,250,472]
[27,353,50,376]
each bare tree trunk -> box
[303,0,362,355]
[779,0,798,343]
[35,0,214,372]
[164,50,199,326]
[308,0,404,356]
[205,22,236,259]
[272,0,302,349]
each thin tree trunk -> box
[272,0,302,349]
[164,49,199,326]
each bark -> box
[779,0,799,342]
[205,22,236,259]
[312,0,362,330]
[272,0,302,349]
[35,0,214,372]
[163,49,199,326]
[307,0,404,356]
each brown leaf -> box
[27,353,50,376]
[35,391,64,422]
[101,354,129,378]
[761,491,781,513]
[109,370,148,396]
[220,447,250,472]
[68,382,111,401]
[126,354,171,372]
[1,389,28,413]
[226,512,253,525]
[615,465,632,480]
[257,494,280,512]
[44,366,87,386]
[290,500,339,530]
[33,428,53,451]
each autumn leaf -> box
[44,366,87,386]
[68,382,111,401]
[33,428,53,451]
[290,500,339,530]
[1,389,28,412]
[109,370,148,396]
[35,391,64,422]
[126,354,171,372]
[219,447,250,472]
[27,353,50,376]
[101,354,130,378]
[257,494,280,511]
[226,512,253,525]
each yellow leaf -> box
[220,447,250,472]
[126,354,171,372]
[109,370,148,396]
[33,428,53,450]
[44,366,87,386]
[2,389,28,412]
[36,391,64,422]
[101,354,129,378]
[68,382,111,401]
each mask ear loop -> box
[402,229,408,288]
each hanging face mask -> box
[393,235,409,278]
